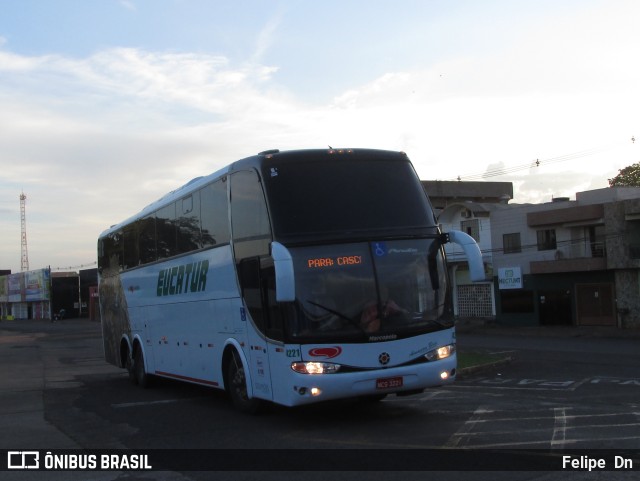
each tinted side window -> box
[230,171,271,261]
[157,203,177,259]
[139,214,157,264]
[99,231,123,272]
[231,170,280,339]
[123,223,139,269]
[102,177,233,270]
[201,179,230,247]
[177,193,202,253]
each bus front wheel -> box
[227,352,262,414]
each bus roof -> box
[99,148,409,238]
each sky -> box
[1,0,639,273]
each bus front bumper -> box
[278,355,457,407]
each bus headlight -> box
[291,362,341,374]
[425,344,456,361]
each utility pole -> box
[20,192,29,272]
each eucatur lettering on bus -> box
[156,260,209,297]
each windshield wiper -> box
[413,301,453,329]
[305,300,367,335]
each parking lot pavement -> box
[3,317,640,478]
[0,318,118,449]
[0,317,509,452]
[456,318,640,339]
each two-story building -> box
[423,180,640,329]
[490,187,640,328]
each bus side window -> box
[139,214,157,264]
[237,258,284,341]
[156,203,177,260]
[123,223,139,269]
[102,232,123,272]
[177,193,202,253]
[200,179,230,248]
[231,170,275,336]
[230,170,272,261]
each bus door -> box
[238,257,286,401]
[231,169,284,401]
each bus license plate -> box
[376,376,403,390]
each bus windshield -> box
[287,239,449,342]
[262,155,435,243]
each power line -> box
[452,146,608,182]
[50,261,97,272]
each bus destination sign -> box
[307,255,363,269]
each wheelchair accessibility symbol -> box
[373,242,387,257]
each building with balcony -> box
[490,187,640,328]
[423,180,640,329]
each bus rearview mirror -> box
[271,242,296,302]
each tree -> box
[609,162,640,187]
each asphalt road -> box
[1,318,639,481]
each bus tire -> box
[125,349,137,385]
[227,351,262,414]
[134,346,150,388]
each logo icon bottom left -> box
[8,451,40,469]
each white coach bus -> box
[98,148,484,412]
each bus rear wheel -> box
[227,352,262,414]
[125,350,137,385]
[134,347,150,388]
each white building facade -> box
[433,186,640,329]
